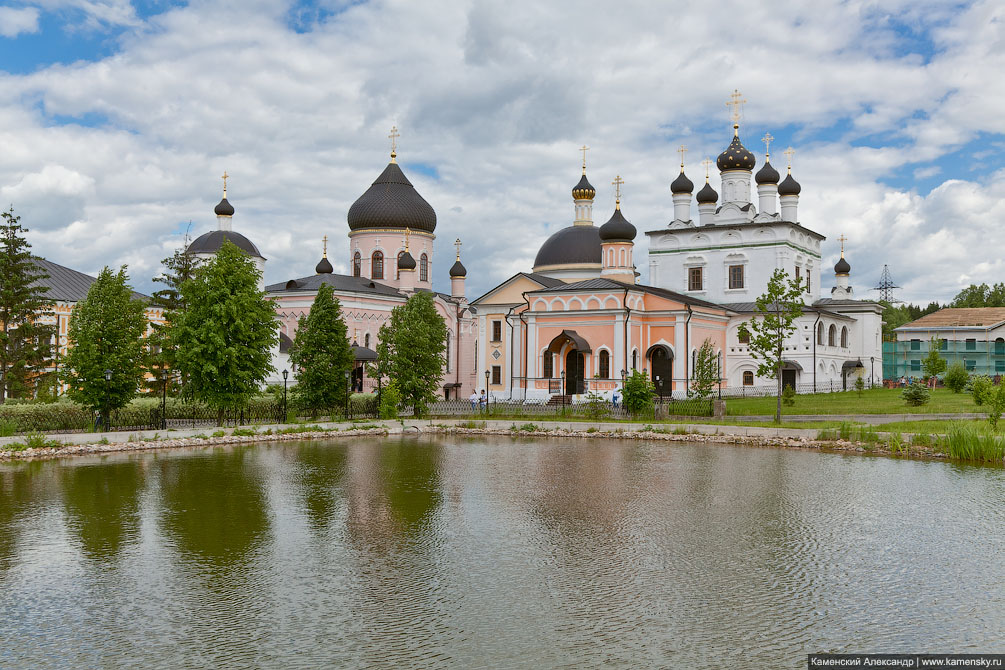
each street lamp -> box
[484,369,490,412]
[103,369,112,432]
[560,370,566,411]
[282,369,289,424]
[870,356,875,389]
[345,369,351,421]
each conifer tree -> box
[172,241,278,424]
[289,283,354,415]
[61,266,148,428]
[0,207,54,401]
[374,291,446,416]
[147,229,197,392]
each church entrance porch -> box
[565,350,586,395]
[647,345,673,397]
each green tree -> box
[61,267,147,429]
[147,228,198,393]
[743,269,804,424]
[688,338,719,399]
[373,292,446,416]
[951,282,1005,308]
[172,241,278,425]
[921,337,947,381]
[0,207,54,401]
[902,381,930,407]
[621,369,655,416]
[288,283,354,415]
[943,361,969,393]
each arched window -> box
[743,371,754,386]
[840,326,849,348]
[828,324,837,347]
[738,328,750,344]
[364,333,370,348]
[543,352,553,378]
[445,332,451,372]
[396,251,404,279]
[817,322,825,345]
[599,350,610,378]
[420,254,428,282]
[632,350,638,370]
[353,251,361,277]
[372,251,384,279]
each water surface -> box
[1,437,1002,668]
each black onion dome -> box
[716,134,756,171]
[397,250,416,270]
[834,257,851,274]
[315,257,333,274]
[670,170,694,194]
[533,225,602,268]
[347,162,437,233]
[778,173,802,195]
[186,230,263,258]
[449,259,467,277]
[214,197,235,216]
[696,181,718,204]
[572,173,596,200]
[755,160,780,185]
[599,207,636,241]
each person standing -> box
[468,390,479,411]
[479,389,487,411]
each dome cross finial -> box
[677,144,688,170]
[761,132,774,159]
[404,227,410,251]
[783,146,796,173]
[322,234,328,259]
[454,238,462,260]
[726,89,747,134]
[221,170,229,196]
[580,145,590,174]
[388,125,400,163]
[838,234,847,258]
[701,157,713,183]
[612,175,624,209]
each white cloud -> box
[0,0,1001,306]
[0,6,40,37]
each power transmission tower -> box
[872,264,900,302]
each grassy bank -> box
[726,387,982,416]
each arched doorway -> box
[648,345,673,396]
[565,349,585,395]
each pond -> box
[1,437,1002,668]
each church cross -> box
[612,175,624,203]
[388,125,400,160]
[404,227,410,251]
[580,145,590,172]
[783,146,796,170]
[761,132,774,158]
[838,234,847,257]
[221,171,229,193]
[454,238,462,260]
[677,144,688,168]
[701,157,713,181]
[322,234,328,258]
[726,89,747,124]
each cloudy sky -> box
[0,0,1002,303]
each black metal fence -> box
[429,395,714,420]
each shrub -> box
[970,375,993,406]
[211,430,226,438]
[902,382,930,407]
[582,391,609,421]
[782,384,796,406]
[379,381,402,419]
[943,422,1005,463]
[232,427,259,437]
[854,375,865,397]
[943,362,969,393]
[622,370,655,416]
[985,382,1005,429]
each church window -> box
[688,267,703,291]
[396,251,404,279]
[420,254,428,282]
[743,371,754,386]
[728,265,744,289]
[817,322,825,345]
[632,350,638,370]
[966,338,977,351]
[353,252,361,277]
[738,328,750,344]
[840,326,849,348]
[491,320,502,342]
[599,350,610,378]
[543,352,553,378]
[364,333,370,348]
[372,251,384,279]
[795,266,801,284]
[806,269,811,293]
[491,366,501,385]
[828,324,836,346]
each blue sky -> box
[1,0,1004,304]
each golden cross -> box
[701,157,713,180]
[783,146,796,171]
[612,175,624,203]
[322,234,328,258]
[221,171,229,193]
[838,234,847,257]
[454,238,462,260]
[726,89,747,124]
[388,125,400,160]
[677,144,688,168]
[580,145,590,173]
[404,227,410,251]
[761,132,774,158]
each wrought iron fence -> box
[428,394,714,419]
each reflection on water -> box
[0,437,1003,669]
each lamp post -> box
[345,370,351,421]
[560,370,566,412]
[870,356,875,389]
[103,369,112,432]
[484,369,490,412]
[282,369,289,424]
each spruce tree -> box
[61,266,148,428]
[147,229,198,392]
[172,240,278,424]
[0,207,54,401]
[289,283,354,415]
[374,291,446,416]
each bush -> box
[582,391,609,420]
[986,382,1005,429]
[622,370,655,416]
[782,384,796,406]
[970,375,993,406]
[379,381,402,419]
[902,382,930,407]
[854,375,865,397]
[943,362,969,393]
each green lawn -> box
[871,418,998,435]
[726,387,984,416]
